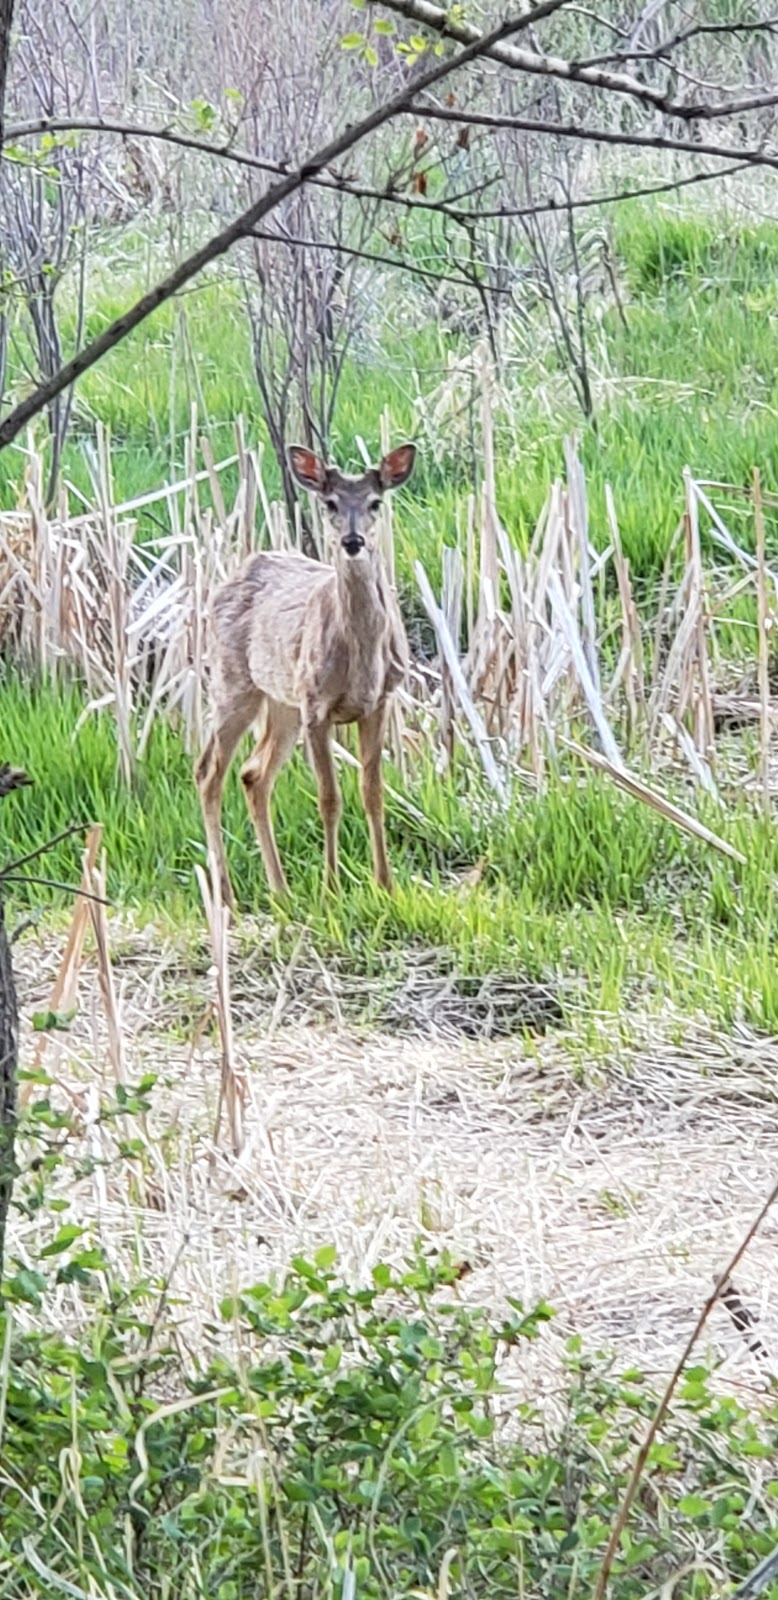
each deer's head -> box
[289,444,416,561]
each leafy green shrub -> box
[3,1228,778,1599]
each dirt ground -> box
[9,919,778,1404]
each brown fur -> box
[194,444,415,906]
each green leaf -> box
[409,33,427,50]
[678,1494,709,1517]
[341,31,364,47]
[364,43,378,65]
[4,1267,46,1305]
[315,1244,337,1272]
[415,1406,438,1441]
[374,17,394,32]
[40,1223,85,1257]
[322,1343,342,1373]
[70,1247,107,1269]
[191,98,216,130]
[32,1008,76,1032]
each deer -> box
[194,442,416,909]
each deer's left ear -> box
[378,443,416,490]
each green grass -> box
[4,202,778,597]
[2,671,777,1031]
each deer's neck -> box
[335,555,388,646]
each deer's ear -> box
[288,446,328,493]
[378,443,416,490]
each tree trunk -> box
[0,762,29,1290]
[0,0,15,150]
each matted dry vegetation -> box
[10,915,778,1409]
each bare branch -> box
[408,102,778,177]
[4,114,287,177]
[1,113,753,228]
[0,3,562,454]
[577,14,778,70]
[251,226,510,296]
[370,0,778,120]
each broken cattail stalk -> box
[195,859,244,1156]
[440,545,464,768]
[415,559,507,802]
[605,485,645,738]
[560,738,745,864]
[683,469,715,765]
[475,348,499,650]
[86,849,126,1087]
[547,573,623,770]
[20,824,104,1110]
[564,436,599,697]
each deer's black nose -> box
[341,534,365,556]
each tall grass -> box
[2,671,777,1030]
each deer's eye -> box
[367,497,381,513]
[325,498,339,515]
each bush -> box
[3,1233,778,1598]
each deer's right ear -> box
[288,447,328,494]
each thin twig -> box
[576,14,778,70]
[0,820,90,878]
[593,1174,778,1600]
[250,226,510,296]
[408,104,778,179]
[0,874,111,903]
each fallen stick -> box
[559,737,746,864]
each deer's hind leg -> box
[240,698,301,897]
[195,691,260,911]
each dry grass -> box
[10,916,778,1411]
[3,377,777,832]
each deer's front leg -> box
[306,721,342,890]
[358,702,392,892]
